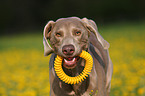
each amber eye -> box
[56,32,62,37]
[75,31,81,36]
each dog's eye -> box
[75,31,81,36]
[56,32,62,37]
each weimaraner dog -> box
[43,17,113,96]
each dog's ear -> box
[81,18,109,49]
[43,21,55,56]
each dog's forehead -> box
[54,18,83,29]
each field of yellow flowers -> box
[0,21,145,96]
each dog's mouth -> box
[63,56,80,69]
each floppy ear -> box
[43,21,55,56]
[82,18,110,49]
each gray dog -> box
[43,17,113,96]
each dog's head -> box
[43,17,109,69]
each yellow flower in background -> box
[138,88,144,95]
[0,50,50,96]
[22,90,36,96]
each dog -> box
[43,17,113,96]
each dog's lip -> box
[63,56,79,69]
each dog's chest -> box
[58,68,97,96]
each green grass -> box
[0,33,43,51]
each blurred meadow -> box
[1,0,145,96]
[0,21,145,96]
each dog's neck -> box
[62,58,89,95]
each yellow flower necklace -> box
[54,50,93,84]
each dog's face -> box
[47,18,89,69]
[43,17,109,69]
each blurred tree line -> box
[0,0,145,34]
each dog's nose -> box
[62,45,75,55]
